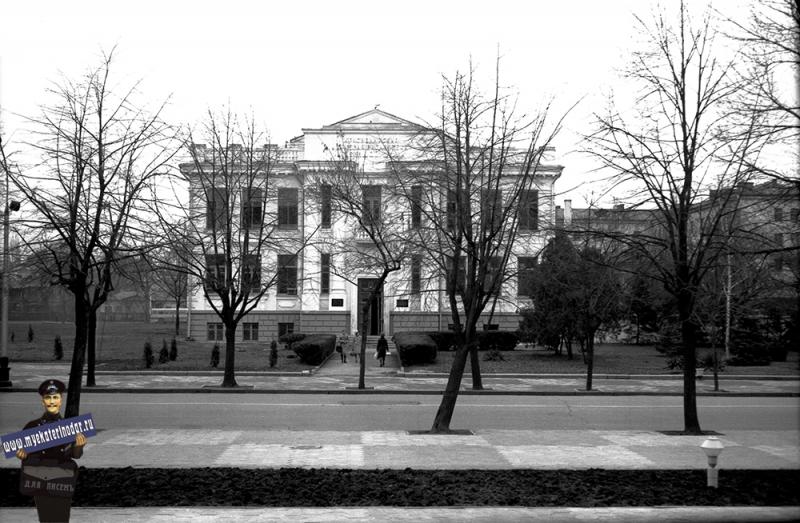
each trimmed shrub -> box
[143,342,154,369]
[279,333,306,350]
[476,331,518,351]
[424,331,458,352]
[53,336,63,361]
[292,334,336,366]
[393,332,437,366]
[269,340,278,368]
[210,344,220,368]
[169,338,178,361]
[159,339,169,363]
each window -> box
[241,255,261,289]
[411,254,421,295]
[242,323,259,341]
[481,189,502,231]
[446,190,468,231]
[277,254,298,295]
[517,256,537,297]
[205,187,228,230]
[321,184,332,228]
[519,190,539,231]
[411,185,422,228]
[774,208,784,221]
[774,233,784,270]
[278,322,294,337]
[207,323,223,341]
[362,185,381,227]
[445,255,466,294]
[241,188,263,228]
[205,254,227,289]
[278,188,299,228]
[320,253,330,294]
[483,256,503,294]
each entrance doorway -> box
[357,278,383,335]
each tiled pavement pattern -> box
[2,428,797,470]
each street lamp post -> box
[0,199,21,387]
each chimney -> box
[564,199,572,227]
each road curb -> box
[2,387,797,396]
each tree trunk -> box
[469,343,483,390]
[221,320,238,387]
[358,311,369,390]
[585,334,594,391]
[679,291,702,434]
[431,331,474,432]
[65,293,88,418]
[566,338,574,360]
[174,297,181,337]
[85,310,97,387]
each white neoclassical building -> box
[183,109,563,343]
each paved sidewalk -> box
[2,506,799,522]
[3,361,799,395]
[1,428,798,470]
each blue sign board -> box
[2,414,96,459]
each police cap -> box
[38,379,66,396]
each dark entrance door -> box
[357,278,382,335]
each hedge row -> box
[421,330,519,351]
[393,332,437,366]
[291,334,336,366]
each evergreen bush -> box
[169,338,178,361]
[210,344,220,368]
[143,342,154,368]
[53,336,63,360]
[269,340,278,368]
[159,339,169,363]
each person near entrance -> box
[376,334,388,367]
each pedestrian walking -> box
[336,335,347,363]
[376,333,388,367]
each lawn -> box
[404,344,800,376]
[8,321,799,376]
[5,321,314,373]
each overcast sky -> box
[1,0,755,205]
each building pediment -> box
[304,108,423,134]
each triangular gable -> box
[326,108,419,128]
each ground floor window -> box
[278,322,294,337]
[242,322,259,341]
[207,322,223,341]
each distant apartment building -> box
[181,109,564,342]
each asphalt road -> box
[1,393,797,433]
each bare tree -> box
[390,61,569,432]
[308,143,410,388]
[0,51,176,416]
[588,2,770,433]
[157,108,309,387]
[728,0,799,148]
[149,246,189,337]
